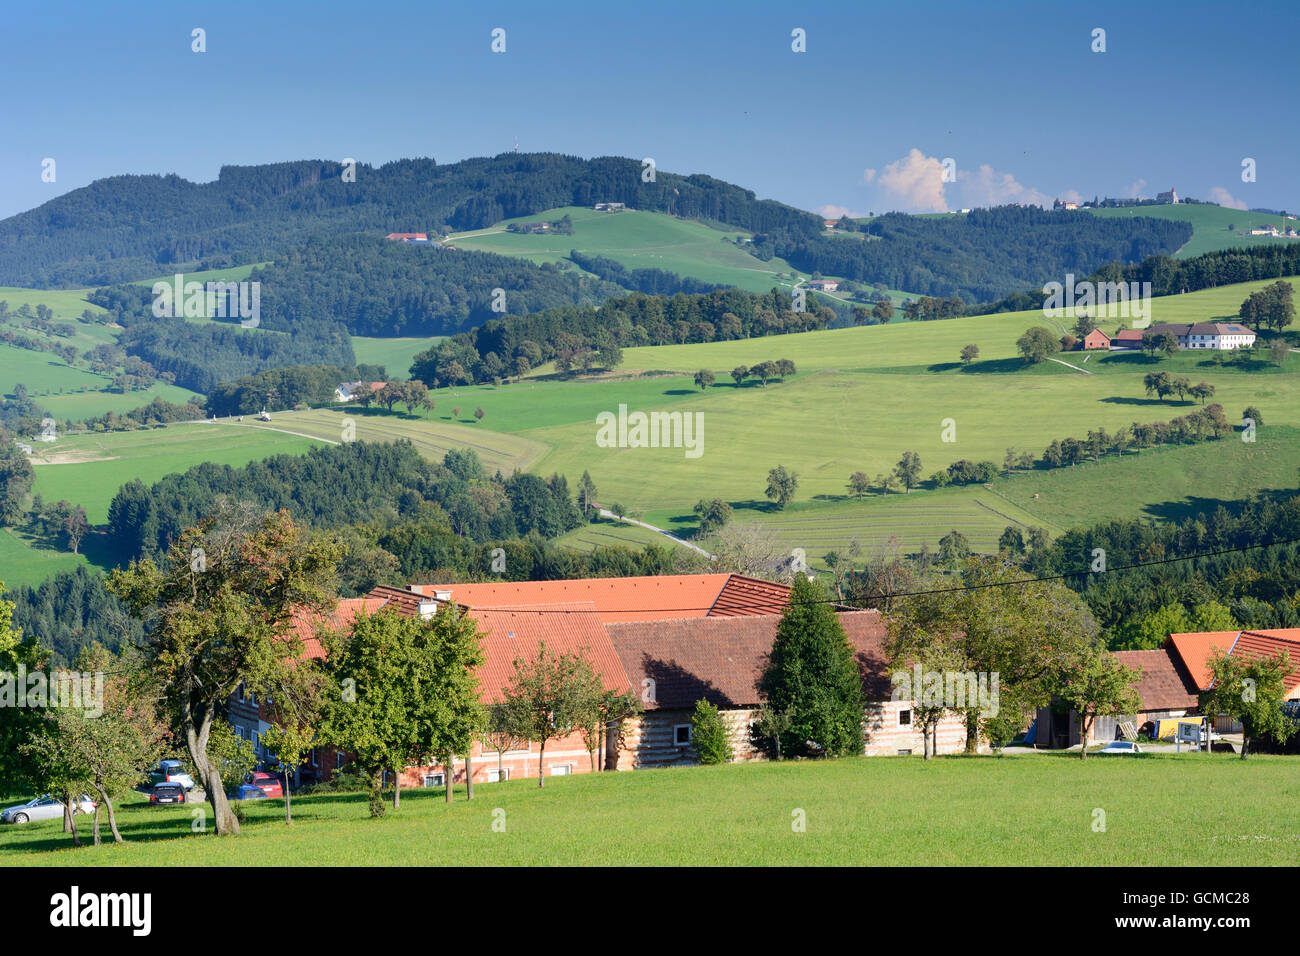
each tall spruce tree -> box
[757,574,863,758]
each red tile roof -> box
[1168,629,1300,697]
[606,610,888,710]
[472,603,630,703]
[1111,648,1200,710]
[409,574,791,624]
[286,597,388,660]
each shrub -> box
[690,699,734,765]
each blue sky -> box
[1,0,1296,220]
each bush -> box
[690,699,734,765]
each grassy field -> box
[553,516,681,554]
[236,407,548,476]
[0,527,91,589]
[447,206,912,302]
[1089,203,1300,258]
[3,753,1296,866]
[29,424,319,522]
[350,335,444,378]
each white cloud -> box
[862,168,877,183]
[1127,178,1148,199]
[817,203,866,220]
[957,164,1051,209]
[873,148,949,213]
[1057,188,1085,205]
[1207,186,1248,210]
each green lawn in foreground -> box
[3,753,1296,866]
[30,424,320,523]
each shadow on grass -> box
[927,357,1028,374]
[1099,396,1196,407]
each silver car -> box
[1,794,96,824]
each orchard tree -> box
[499,643,604,788]
[1017,326,1060,364]
[730,366,749,387]
[1200,650,1296,759]
[108,506,341,836]
[847,471,871,500]
[894,451,923,493]
[960,344,979,365]
[1060,652,1142,759]
[694,369,715,391]
[765,465,799,509]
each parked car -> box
[149,759,196,791]
[1,794,95,824]
[148,782,187,805]
[248,772,283,798]
[234,784,268,800]
[1099,741,1142,755]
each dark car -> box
[234,784,268,800]
[148,782,186,805]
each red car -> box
[248,772,283,798]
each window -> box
[550,765,571,777]
[309,748,318,767]
[897,749,912,756]
[336,752,345,770]
[422,773,446,788]
[487,767,509,783]
[898,709,912,727]
[673,724,692,746]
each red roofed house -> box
[1082,328,1111,350]
[606,610,975,765]
[385,233,428,242]
[1110,328,1145,350]
[1167,628,1300,733]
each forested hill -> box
[0,154,820,288]
[757,206,1193,302]
[246,235,627,337]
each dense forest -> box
[755,206,1191,302]
[410,287,835,385]
[567,250,723,296]
[8,565,145,666]
[245,235,626,337]
[86,283,356,393]
[0,154,819,288]
[103,441,585,564]
[206,364,384,416]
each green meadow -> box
[1089,203,1300,258]
[3,753,1296,866]
[29,424,319,523]
[350,335,445,378]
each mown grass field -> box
[0,527,90,589]
[29,424,319,522]
[3,753,1296,866]
[236,407,548,476]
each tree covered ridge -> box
[0,154,818,288]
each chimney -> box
[417,600,438,619]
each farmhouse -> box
[385,233,428,242]
[334,381,387,402]
[607,611,974,764]
[594,202,625,211]
[806,279,839,292]
[1081,328,1111,350]
[1032,645,1201,748]
[1143,322,1256,350]
[1250,225,1280,237]
[238,573,981,789]
[1110,328,1145,350]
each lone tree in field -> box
[108,506,341,836]
[500,642,604,788]
[894,451,923,493]
[1016,326,1060,364]
[756,575,864,759]
[693,497,733,534]
[1199,649,1296,759]
[960,344,979,365]
[694,369,716,391]
[847,471,871,500]
[474,406,485,422]
[765,465,799,509]
[1060,652,1142,760]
